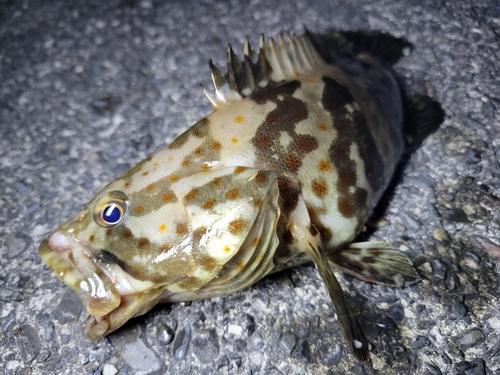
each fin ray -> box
[328,242,421,287]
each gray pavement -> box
[1,0,499,374]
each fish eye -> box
[93,191,130,228]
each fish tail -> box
[402,93,445,155]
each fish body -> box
[39,30,444,361]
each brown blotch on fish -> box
[124,181,131,188]
[199,254,218,272]
[169,174,179,182]
[142,171,149,176]
[106,228,113,236]
[254,172,267,185]
[134,206,144,214]
[233,166,246,174]
[212,141,222,151]
[177,277,206,291]
[252,198,263,208]
[192,118,210,138]
[147,184,154,192]
[194,147,203,156]
[89,234,95,243]
[228,219,247,235]
[182,158,191,167]
[202,198,216,209]
[122,228,133,239]
[312,179,328,198]
[277,178,300,214]
[210,177,223,186]
[226,188,240,200]
[309,225,318,236]
[162,192,176,203]
[254,134,271,148]
[176,222,189,236]
[193,227,207,242]
[137,237,150,249]
[294,135,318,153]
[284,154,302,172]
[184,188,199,202]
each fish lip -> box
[39,232,122,318]
[39,231,159,340]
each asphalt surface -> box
[1,0,499,374]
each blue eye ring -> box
[102,204,122,224]
[93,191,130,228]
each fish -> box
[38,29,444,362]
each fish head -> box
[39,157,281,339]
[38,170,197,339]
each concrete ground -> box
[1,0,499,374]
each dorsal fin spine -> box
[205,31,325,109]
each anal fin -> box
[328,241,421,287]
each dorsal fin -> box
[203,33,325,109]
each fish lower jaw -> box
[40,232,163,339]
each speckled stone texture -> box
[1,0,499,374]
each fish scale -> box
[39,29,444,361]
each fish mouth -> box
[39,232,161,339]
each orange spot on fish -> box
[135,206,144,213]
[142,171,149,176]
[194,147,203,156]
[231,137,239,144]
[159,224,167,232]
[317,123,327,131]
[318,160,331,171]
[147,184,154,192]
[182,158,191,167]
[201,164,210,172]
[235,115,244,124]
[124,181,131,188]
[307,77,316,83]
[234,166,246,174]
[168,156,174,161]
[169,174,179,182]
[153,162,160,168]
[223,245,232,253]
[89,234,95,243]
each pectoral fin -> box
[328,242,421,287]
[287,193,370,362]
